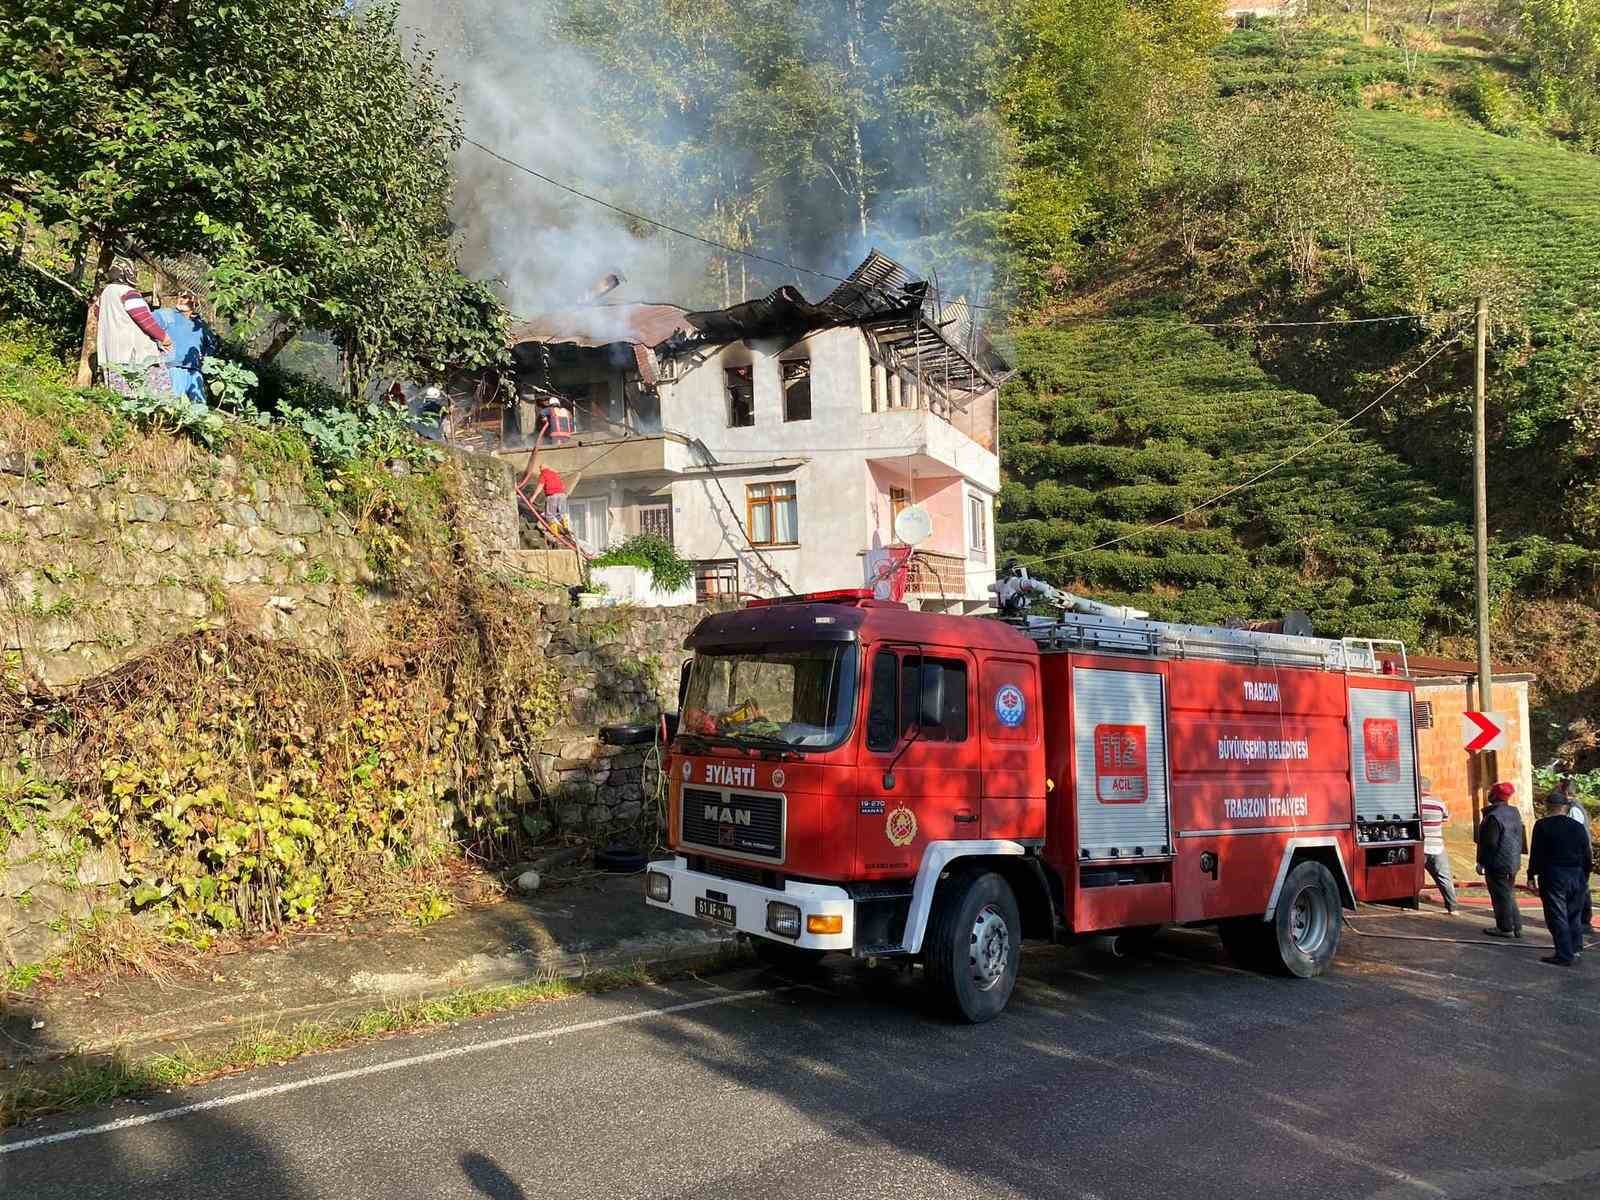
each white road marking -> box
[1,986,776,1157]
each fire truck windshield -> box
[680,644,858,750]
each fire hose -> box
[1345,903,1562,949]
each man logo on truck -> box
[704,804,754,827]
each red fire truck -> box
[644,583,1424,1022]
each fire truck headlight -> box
[806,914,844,936]
[766,902,802,939]
[645,871,671,903]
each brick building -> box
[1408,656,1536,878]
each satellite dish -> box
[894,504,933,546]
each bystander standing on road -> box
[1476,780,1525,938]
[1419,778,1457,914]
[1528,790,1594,967]
[1558,780,1595,942]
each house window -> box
[568,497,609,551]
[889,487,910,540]
[1414,701,1433,730]
[695,559,739,603]
[782,357,811,422]
[638,502,673,546]
[968,494,987,557]
[725,365,754,427]
[746,481,798,546]
[865,649,969,751]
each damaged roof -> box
[506,250,1009,393]
[506,303,693,351]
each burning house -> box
[446,251,1008,610]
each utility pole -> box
[1472,295,1496,787]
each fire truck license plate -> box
[695,898,737,926]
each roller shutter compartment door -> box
[1348,687,1419,822]
[1073,668,1171,858]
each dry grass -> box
[59,913,207,986]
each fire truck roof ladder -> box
[1016,611,1395,674]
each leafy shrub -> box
[111,384,228,447]
[591,534,694,593]
[202,357,260,413]
[1456,70,1515,135]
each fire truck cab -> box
[645,589,1423,1022]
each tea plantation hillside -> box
[996,320,1592,643]
[1349,109,1600,330]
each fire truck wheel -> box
[1270,861,1343,978]
[924,870,1021,1024]
[750,938,827,976]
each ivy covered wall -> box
[0,387,709,968]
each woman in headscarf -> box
[95,259,172,396]
[154,291,214,404]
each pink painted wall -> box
[866,463,964,557]
[915,476,966,557]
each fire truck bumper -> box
[643,856,855,951]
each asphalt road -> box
[5,909,1598,1200]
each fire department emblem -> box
[995,684,1026,728]
[885,806,918,847]
[771,768,786,789]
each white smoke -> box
[395,0,708,321]
[392,1,1002,324]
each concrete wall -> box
[652,328,870,596]
[1414,675,1536,876]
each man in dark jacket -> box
[1528,791,1595,966]
[1477,781,1526,938]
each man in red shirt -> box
[529,463,569,531]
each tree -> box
[1510,0,1600,149]
[1168,92,1386,288]
[0,1,505,391]
[997,0,1224,301]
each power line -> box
[460,135,849,287]
[460,133,1448,331]
[1001,328,1466,574]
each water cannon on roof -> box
[990,562,1149,622]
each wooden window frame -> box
[694,559,739,603]
[746,480,798,547]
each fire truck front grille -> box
[687,855,783,889]
[681,786,785,862]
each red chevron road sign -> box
[1462,711,1507,753]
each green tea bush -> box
[996,320,1598,643]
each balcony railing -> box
[903,550,968,599]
